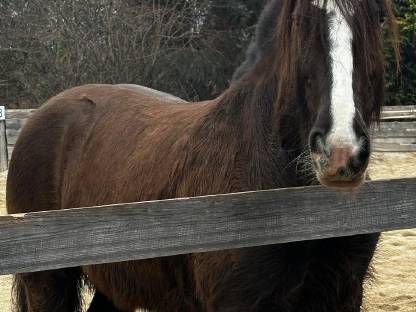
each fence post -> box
[0,106,8,171]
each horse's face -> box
[296,0,389,189]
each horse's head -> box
[272,0,399,189]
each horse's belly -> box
[82,256,187,311]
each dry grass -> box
[0,153,415,311]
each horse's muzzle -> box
[309,131,370,189]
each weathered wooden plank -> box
[373,145,416,152]
[374,137,416,144]
[6,109,36,119]
[381,115,416,121]
[0,178,415,275]
[5,119,27,147]
[6,129,21,145]
[4,113,29,153]
[382,105,416,111]
[5,118,27,131]
[374,122,416,138]
[7,146,13,158]
[380,106,416,120]
[373,137,416,152]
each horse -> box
[7,0,399,311]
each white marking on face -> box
[313,1,358,150]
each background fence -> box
[0,105,415,172]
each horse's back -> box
[7,84,207,214]
[115,84,186,103]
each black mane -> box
[232,0,282,81]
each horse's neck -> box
[202,81,308,190]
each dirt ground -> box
[0,153,415,311]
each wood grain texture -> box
[372,120,416,152]
[374,122,416,138]
[6,109,35,119]
[0,178,415,276]
[373,140,416,152]
[382,105,416,111]
[7,146,13,159]
[5,118,27,131]
[6,129,22,145]
[380,106,416,120]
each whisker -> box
[282,149,310,171]
[355,107,370,137]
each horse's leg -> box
[287,234,380,312]
[11,275,28,312]
[193,234,379,312]
[87,291,132,312]
[12,268,83,312]
[86,286,198,312]
[85,281,200,312]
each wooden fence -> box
[373,105,416,152]
[0,106,414,171]
[0,106,415,278]
[0,177,415,276]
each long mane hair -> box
[230,0,400,123]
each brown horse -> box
[7,0,399,311]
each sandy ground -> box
[0,153,415,311]
[363,153,416,312]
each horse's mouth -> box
[317,174,366,191]
[311,152,368,190]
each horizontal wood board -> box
[373,122,416,138]
[0,178,415,275]
[6,109,36,119]
[4,108,416,155]
[381,105,416,120]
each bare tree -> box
[0,0,262,107]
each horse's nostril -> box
[326,146,354,175]
[338,167,347,177]
[309,128,326,153]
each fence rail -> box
[1,106,415,167]
[381,105,416,120]
[1,177,415,276]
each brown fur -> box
[7,1,399,311]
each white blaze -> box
[314,1,358,149]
